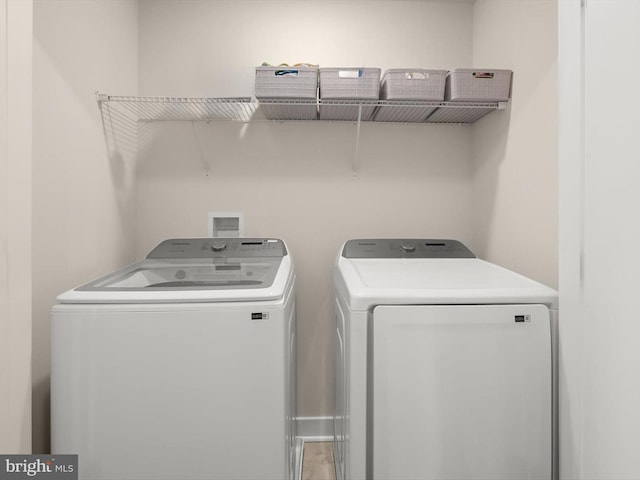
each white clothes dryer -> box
[333,239,558,480]
[51,238,296,480]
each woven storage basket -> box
[255,66,318,120]
[255,66,318,99]
[380,69,447,101]
[319,68,381,99]
[319,68,380,121]
[375,69,446,122]
[445,69,512,102]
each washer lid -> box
[57,238,293,304]
[336,240,558,310]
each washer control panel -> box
[342,239,476,259]
[147,238,287,259]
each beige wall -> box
[138,0,474,97]
[471,0,558,289]
[0,0,33,454]
[136,0,474,419]
[28,0,559,451]
[31,0,138,453]
[136,0,558,419]
[136,121,475,418]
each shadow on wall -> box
[133,119,474,181]
[32,380,50,453]
[469,61,559,291]
[469,102,511,257]
[99,100,138,208]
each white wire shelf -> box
[96,94,258,122]
[96,93,506,124]
[253,99,505,123]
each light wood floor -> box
[301,442,336,480]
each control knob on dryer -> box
[400,243,416,253]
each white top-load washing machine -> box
[51,238,296,480]
[334,239,559,480]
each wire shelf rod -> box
[96,93,504,124]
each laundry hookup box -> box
[445,68,513,102]
[319,67,381,121]
[374,68,447,122]
[255,65,318,120]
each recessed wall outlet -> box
[208,212,244,238]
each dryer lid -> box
[336,239,558,310]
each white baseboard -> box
[296,416,333,441]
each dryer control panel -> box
[147,238,287,259]
[342,239,476,259]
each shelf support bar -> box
[353,104,363,176]
[191,121,211,175]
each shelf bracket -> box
[96,92,109,105]
[191,121,211,175]
[353,104,363,177]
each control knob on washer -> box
[211,242,228,252]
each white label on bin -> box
[339,69,362,78]
[405,72,427,80]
